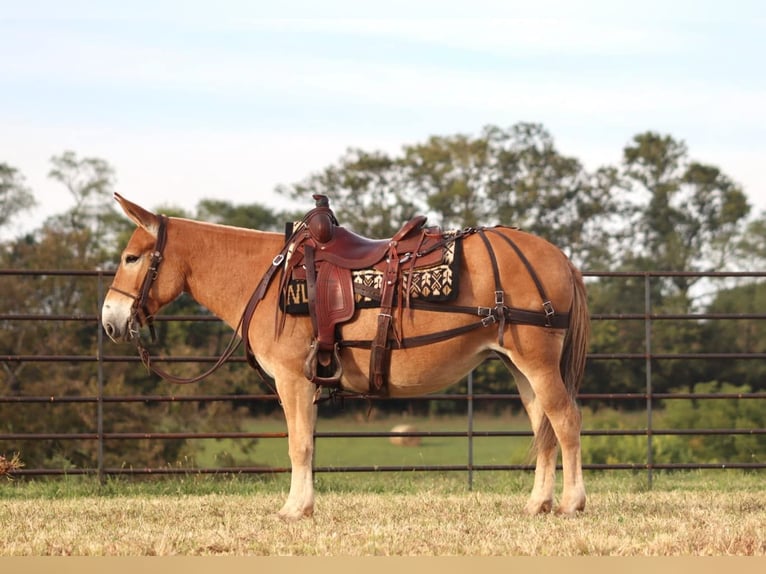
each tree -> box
[280,123,622,269]
[0,162,36,231]
[401,131,489,229]
[499,124,624,270]
[279,148,421,238]
[45,151,124,264]
[0,155,267,471]
[196,199,281,231]
[732,213,766,272]
[580,133,753,395]
[698,281,766,392]
[618,132,750,295]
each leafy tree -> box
[698,281,766,392]
[473,123,619,269]
[0,162,36,231]
[584,132,752,395]
[0,155,265,471]
[281,123,622,269]
[618,132,750,296]
[44,150,126,265]
[196,199,280,231]
[279,148,421,238]
[656,381,766,464]
[400,131,490,229]
[733,213,766,272]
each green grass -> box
[2,461,763,502]
[2,409,761,501]
[3,406,762,556]
[190,409,659,472]
[1,472,764,555]
[191,412,539,471]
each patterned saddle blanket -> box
[282,231,461,314]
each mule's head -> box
[102,193,184,342]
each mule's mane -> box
[170,216,280,239]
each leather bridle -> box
[107,214,279,387]
[108,214,169,343]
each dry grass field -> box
[1,475,764,556]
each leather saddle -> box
[279,195,447,393]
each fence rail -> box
[1,268,765,487]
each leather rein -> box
[107,215,264,386]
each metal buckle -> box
[543,300,555,318]
[495,290,504,305]
[272,253,285,266]
[477,307,492,317]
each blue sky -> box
[2,1,765,236]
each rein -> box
[109,215,276,387]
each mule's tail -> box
[534,261,591,455]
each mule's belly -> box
[338,331,493,397]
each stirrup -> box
[303,341,343,387]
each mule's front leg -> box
[276,377,318,520]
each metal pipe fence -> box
[1,269,765,486]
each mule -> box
[101,193,590,519]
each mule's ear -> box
[114,192,159,237]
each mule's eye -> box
[124,254,140,264]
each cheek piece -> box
[107,215,168,343]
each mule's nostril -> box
[104,323,115,338]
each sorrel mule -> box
[102,193,590,519]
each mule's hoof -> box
[556,499,586,516]
[524,499,553,515]
[277,506,314,521]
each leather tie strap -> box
[369,241,402,393]
[477,229,507,346]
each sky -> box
[2,0,766,238]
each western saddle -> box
[277,195,451,393]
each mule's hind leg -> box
[275,374,318,520]
[526,367,586,514]
[499,356,557,514]
[499,350,586,515]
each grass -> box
[1,412,764,555]
[0,472,764,556]
[191,411,566,471]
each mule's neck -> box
[169,218,284,330]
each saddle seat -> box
[312,215,428,270]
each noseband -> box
[108,214,169,343]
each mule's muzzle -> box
[101,304,139,343]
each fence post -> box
[467,369,474,491]
[644,273,654,489]
[96,270,105,485]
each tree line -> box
[1,123,765,470]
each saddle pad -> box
[282,232,462,315]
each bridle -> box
[107,214,256,385]
[107,214,169,344]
